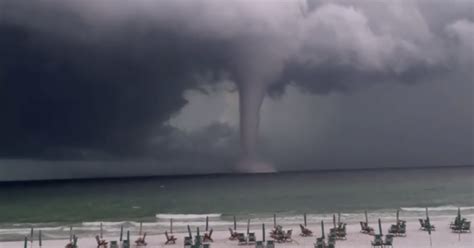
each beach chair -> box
[300,224,313,236]
[371,234,383,248]
[248,232,256,244]
[383,234,394,248]
[266,240,275,248]
[255,241,264,248]
[203,244,210,248]
[184,236,193,246]
[314,237,325,248]
[327,240,336,248]
[229,228,239,240]
[95,235,108,248]
[122,240,130,248]
[165,231,177,244]
[237,233,247,245]
[418,219,425,230]
[283,230,292,242]
[203,229,214,243]
[110,241,118,248]
[360,222,374,234]
[462,221,471,233]
[135,232,147,246]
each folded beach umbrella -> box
[69,226,73,242]
[378,219,383,236]
[120,225,123,242]
[170,219,173,233]
[304,213,307,227]
[39,230,42,247]
[426,209,433,247]
[321,221,325,239]
[333,214,336,228]
[139,221,143,236]
[396,210,400,224]
[127,230,130,244]
[233,216,237,230]
[273,214,277,228]
[197,227,200,237]
[457,207,461,220]
[23,236,27,248]
[73,234,77,247]
[100,222,103,239]
[30,227,34,245]
[262,223,265,242]
[338,212,341,225]
[187,225,192,238]
[365,210,369,224]
[247,219,251,235]
[205,216,209,232]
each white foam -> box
[401,205,474,212]
[155,213,222,220]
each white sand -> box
[1,217,472,248]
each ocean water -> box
[0,166,473,241]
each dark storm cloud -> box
[0,0,472,161]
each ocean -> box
[0,166,473,241]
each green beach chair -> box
[248,232,256,243]
[122,240,130,248]
[237,233,247,245]
[255,241,264,248]
[371,234,383,248]
[110,240,118,248]
[266,240,275,248]
[383,234,394,248]
[184,236,193,247]
[203,244,210,248]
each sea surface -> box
[0,166,473,241]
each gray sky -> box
[0,0,472,180]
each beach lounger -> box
[266,240,275,248]
[283,230,292,242]
[184,236,193,246]
[122,240,130,248]
[110,241,118,248]
[371,234,383,248]
[314,237,325,248]
[95,235,108,248]
[383,234,394,248]
[360,222,374,234]
[135,232,147,246]
[203,244,210,248]
[255,241,264,248]
[237,233,247,245]
[229,228,239,240]
[165,231,177,244]
[203,229,214,243]
[248,232,256,244]
[462,221,471,232]
[300,224,313,236]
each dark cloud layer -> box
[0,0,472,168]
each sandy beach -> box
[1,216,472,248]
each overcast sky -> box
[0,0,472,180]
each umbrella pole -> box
[247,219,250,235]
[100,222,103,239]
[206,216,209,232]
[233,216,237,231]
[365,210,369,224]
[69,226,72,242]
[262,223,265,242]
[378,219,383,236]
[39,230,42,248]
[304,213,307,227]
[273,214,276,228]
[120,225,123,242]
[139,222,143,236]
[30,227,34,247]
[170,219,173,234]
